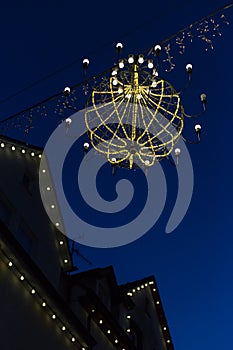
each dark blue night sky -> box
[0,1,233,349]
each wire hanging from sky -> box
[0,2,232,125]
[0,0,206,107]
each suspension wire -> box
[0,2,232,126]
[145,2,233,55]
[0,1,184,108]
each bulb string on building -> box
[0,138,73,269]
[0,245,88,349]
[124,279,173,348]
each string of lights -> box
[0,3,231,146]
[123,279,173,348]
[0,243,88,349]
[0,136,73,270]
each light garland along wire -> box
[0,243,87,348]
[0,3,231,140]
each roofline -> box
[0,134,43,151]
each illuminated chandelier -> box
[84,43,206,170]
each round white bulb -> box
[138,54,144,64]
[63,86,71,95]
[0,142,5,148]
[11,146,15,151]
[186,63,193,72]
[118,59,124,69]
[154,44,162,52]
[145,160,150,166]
[128,55,134,64]
[111,157,117,163]
[147,60,154,69]
[175,148,181,156]
[151,80,157,88]
[116,42,123,49]
[65,118,72,125]
[200,93,207,102]
[195,124,201,132]
[83,142,89,149]
[31,152,35,157]
[112,79,118,86]
[82,58,89,70]
[111,67,118,76]
[83,58,89,65]
[118,86,123,94]
[21,149,26,154]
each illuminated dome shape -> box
[85,62,184,169]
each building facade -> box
[0,135,174,350]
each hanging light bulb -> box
[175,148,181,164]
[83,142,90,150]
[65,118,72,127]
[118,59,124,69]
[200,93,207,110]
[128,54,134,64]
[111,66,118,75]
[83,142,90,155]
[116,42,123,55]
[63,86,71,97]
[154,44,162,55]
[82,58,90,70]
[147,59,154,69]
[195,124,201,141]
[138,54,144,64]
[152,68,158,76]
[186,63,193,74]
[112,78,118,86]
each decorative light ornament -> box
[85,50,205,170]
